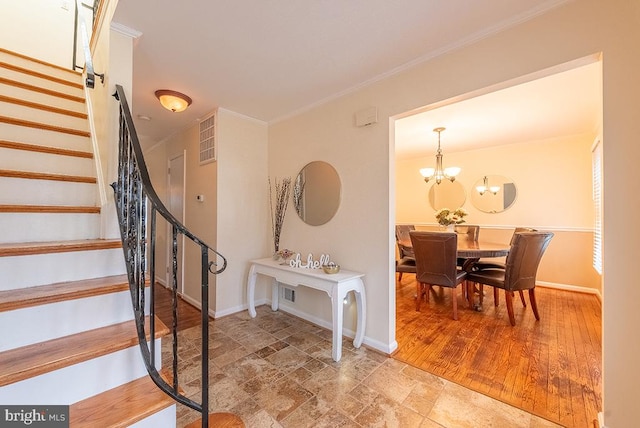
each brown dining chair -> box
[409,231,467,320]
[454,224,480,241]
[467,231,554,326]
[473,227,537,306]
[455,224,479,269]
[395,225,416,281]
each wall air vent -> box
[283,287,295,303]
[199,111,216,164]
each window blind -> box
[592,140,602,274]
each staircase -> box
[0,48,177,427]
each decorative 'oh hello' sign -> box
[289,253,331,269]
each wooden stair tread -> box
[69,371,176,428]
[0,316,169,387]
[0,204,100,214]
[0,47,81,78]
[185,413,245,428]
[0,115,90,137]
[0,76,84,103]
[0,140,92,158]
[0,61,83,89]
[0,239,121,257]
[0,169,96,183]
[0,94,87,118]
[0,274,136,313]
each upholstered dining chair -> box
[409,231,467,320]
[454,224,480,241]
[454,224,479,269]
[395,225,416,281]
[467,231,554,326]
[473,227,538,306]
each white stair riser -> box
[0,67,84,99]
[0,289,148,352]
[0,212,101,243]
[0,147,94,177]
[0,340,162,405]
[0,248,127,290]
[0,178,97,206]
[0,100,88,131]
[0,82,86,114]
[0,51,81,83]
[0,122,91,151]
[130,405,177,428]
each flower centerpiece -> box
[435,207,468,228]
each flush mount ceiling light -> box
[419,127,461,185]
[476,176,501,195]
[155,89,192,113]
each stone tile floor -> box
[163,306,562,427]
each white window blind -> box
[199,112,216,164]
[592,140,602,274]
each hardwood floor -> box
[153,283,203,332]
[393,274,602,428]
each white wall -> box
[215,109,270,316]
[0,0,76,68]
[268,1,639,425]
[145,108,270,316]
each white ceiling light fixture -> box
[155,89,192,112]
[419,127,461,184]
[476,176,500,195]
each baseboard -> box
[537,281,602,302]
[213,303,247,319]
[597,411,605,428]
[276,302,394,355]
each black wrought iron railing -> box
[111,84,227,427]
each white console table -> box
[246,258,366,362]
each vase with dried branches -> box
[269,177,292,254]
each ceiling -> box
[111,0,595,150]
[395,60,601,159]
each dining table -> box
[399,235,510,310]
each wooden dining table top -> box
[399,238,510,259]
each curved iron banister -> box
[111,84,226,427]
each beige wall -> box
[0,0,75,67]
[397,133,601,292]
[268,1,639,425]
[215,109,270,316]
[145,108,270,315]
[88,0,132,239]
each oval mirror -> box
[470,175,517,213]
[428,180,466,211]
[293,161,341,226]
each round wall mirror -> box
[470,175,517,213]
[293,161,341,226]
[428,180,466,211]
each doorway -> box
[391,58,603,426]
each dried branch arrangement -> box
[269,176,292,253]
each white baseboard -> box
[537,281,602,302]
[276,302,394,355]
[598,412,605,428]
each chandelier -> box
[419,127,460,184]
[476,176,500,195]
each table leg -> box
[271,278,279,311]
[353,280,366,349]
[247,265,257,318]
[331,290,343,362]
